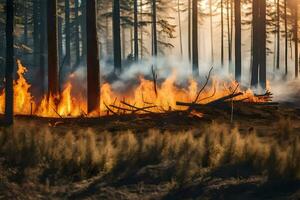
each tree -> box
[294,0,298,78]
[284,0,287,75]
[192,0,199,77]
[5,0,14,125]
[276,0,280,70]
[113,0,122,72]
[47,0,59,96]
[33,0,40,69]
[251,0,266,88]
[133,0,139,61]
[221,0,224,66]
[65,0,71,67]
[152,0,158,57]
[188,0,191,62]
[234,0,241,81]
[86,0,100,113]
[74,0,80,67]
[39,0,47,96]
[177,0,183,57]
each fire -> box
[0,61,269,118]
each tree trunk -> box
[134,0,139,61]
[74,0,80,67]
[39,0,46,96]
[5,0,14,125]
[259,0,266,88]
[152,0,158,57]
[192,0,199,77]
[23,0,28,45]
[284,0,288,75]
[47,0,59,97]
[252,0,266,88]
[295,2,298,78]
[86,0,100,113]
[234,0,241,82]
[209,0,214,64]
[221,0,224,66]
[81,0,87,62]
[188,0,191,62]
[276,0,280,69]
[140,0,144,59]
[226,0,232,71]
[177,0,183,57]
[65,0,71,67]
[58,17,63,67]
[33,0,40,69]
[113,0,122,73]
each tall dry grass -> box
[0,120,299,183]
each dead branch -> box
[104,103,119,115]
[198,84,216,102]
[120,101,156,113]
[206,92,243,106]
[193,67,213,103]
[51,106,63,119]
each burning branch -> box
[193,67,214,104]
[120,101,156,113]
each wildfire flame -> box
[0,61,269,118]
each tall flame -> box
[0,61,269,118]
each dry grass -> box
[0,120,299,184]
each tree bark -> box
[234,0,241,82]
[188,0,191,63]
[295,2,298,78]
[221,0,224,66]
[23,0,28,45]
[276,0,280,69]
[65,0,71,67]
[81,0,87,62]
[251,0,266,88]
[140,0,144,59]
[192,0,199,77]
[152,0,158,57]
[134,0,139,61]
[86,0,100,113]
[284,0,288,75]
[74,0,80,67]
[5,0,14,125]
[177,0,183,57]
[39,0,46,97]
[47,0,59,97]
[113,0,122,73]
[209,0,214,64]
[33,0,40,69]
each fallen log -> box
[206,92,244,106]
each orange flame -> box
[0,61,270,118]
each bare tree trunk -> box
[152,0,158,57]
[234,0,241,82]
[192,0,199,77]
[177,0,183,57]
[23,0,28,45]
[188,0,191,63]
[81,0,87,62]
[276,0,280,69]
[122,27,125,59]
[259,0,266,88]
[134,0,139,61]
[295,2,298,78]
[284,0,288,75]
[5,0,14,125]
[39,0,46,96]
[140,0,143,59]
[33,0,40,69]
[226,0,232,71]
[251,0,259,87]
[86,0,100,113]
[58,17,63,67]
[65,0,71,67]
[221,0,224,66]
[74,0,81,67]
[113,0,122,73]
[209,0,214,64]
[47,0,59,97]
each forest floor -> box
[0,102,300,199]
